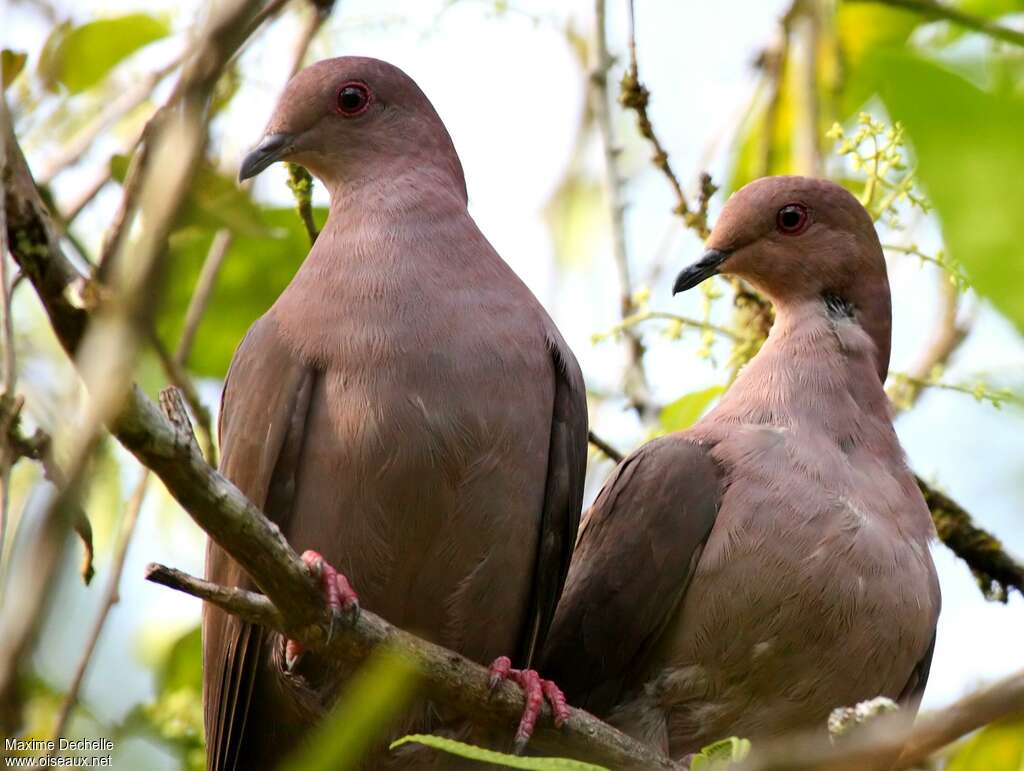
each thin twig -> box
[587,430,624,464]
[62,168,113,225]
[176,229,233,371]
[619,0,712,239]
[47,473,150,750]
[148,330,217,463]
[0,400,95,585]
[889,273,971,410]
[609,309,741,342]
[592,0,654,422]
[847,0,1024,48]
[286,164,320,245]
[146,563,284,627]
[287,0,331,80]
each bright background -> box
[3,1,1023,769]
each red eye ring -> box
[335,81,372,117]
[776,203,810,235]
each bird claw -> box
[487,656,570,754]
[284,550,360,671]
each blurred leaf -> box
[728,89,768,193]
[544,172,603,269]
[158,205,323,377]
[390,735,610,770]
[178,165,269,237]
[109,153,131,183]
[157,625,202,694]
[836,5,919,69]
[211,65,242,116]
[690,737,751,770]
[38,14,170,94]
[660,385,724,433]
[139,625,204,769]
[2,49,27,89]
[280,648,419,771]
[836,5,919,114]
[876,52,1024,332]
[945,716,1024,770]
[112,157,267,237]
[728,54,795,191]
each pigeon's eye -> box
[336,82,371,117]
[776,203,810,235]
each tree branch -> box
[734,668,1024,771]
[144,559,676,769]
[3,121,677,771]
[847,0,1024,49]
[145,562,284,628]
[592,0,654,423]
[918,476,1024,601]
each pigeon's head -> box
[673,176,886,301]
[239,56,466,197]
[673,175,892,378]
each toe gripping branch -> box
[285,550,360,670]
[488,655,570,753]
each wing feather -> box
[540,436,722,714]
[203,316,317,771]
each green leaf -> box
[2,49,27,89]
[875,52,1024,332]
[113,157,267,236]
[660,385,724,433]
[690,737,752,770]
[279,648,419,771]
[157,625,202,695]
[389,735,610,770]
[835,5,920,116]
[945,716,1024,771]
[38,13,170,94]
[179,164,270,238]
[157,204,324,378]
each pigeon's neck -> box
[708,297,894,439]
[324,153,468,213]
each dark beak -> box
[672,249,731,294]
[238,133,297,182]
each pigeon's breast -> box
[639,422,937,755]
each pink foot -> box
[488,655,570,753]
[285,550,360,671]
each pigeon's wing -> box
[539,436,722,714]
[897,629,936,716]
[203,316,317,771]
[517,333,589,667]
